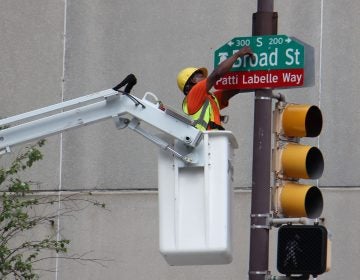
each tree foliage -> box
[0,140,106,279]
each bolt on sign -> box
[214,35,305,90]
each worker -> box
[177,46,254,131]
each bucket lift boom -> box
[0,75,202,163]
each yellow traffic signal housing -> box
[274,103,322,138]
[275,182,323,218]
[278,143,324,179]
[273,102,324,219]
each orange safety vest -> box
[182,94,223,131]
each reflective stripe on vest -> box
[182,96,220,131]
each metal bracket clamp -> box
[269,217,322,226]
[255,96,273,101]
[250,224,271,229]
[250,213,272,230]
[249,270,271,277]
[272,92,286,102]
[251,213,271,218]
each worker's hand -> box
[237,46,255,61]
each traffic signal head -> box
[277,225,331,277]
[273,102,324,219]
[277,182,323,218]
[281,143,324,179]
[281,104,322,137]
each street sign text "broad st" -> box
[214,35,305,90]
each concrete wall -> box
[0,0,359,279]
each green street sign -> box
[214,35,304,71]
[214,35,305,90]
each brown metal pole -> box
[249,1,278,280]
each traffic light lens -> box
[305,186,323,218]
[306,147,324,179]
[305,106,322,137]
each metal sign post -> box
[248,1,278,280]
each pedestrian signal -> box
[277,225,331,277]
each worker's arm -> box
[214,89,248,109]
[218,88,255,104]
[206,46,254,92]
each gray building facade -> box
[0,0,359,279]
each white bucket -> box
[158,131,238,265]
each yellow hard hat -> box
[177,67,208,93]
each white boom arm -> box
[0,86,202,163]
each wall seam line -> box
[55,0,68,279]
